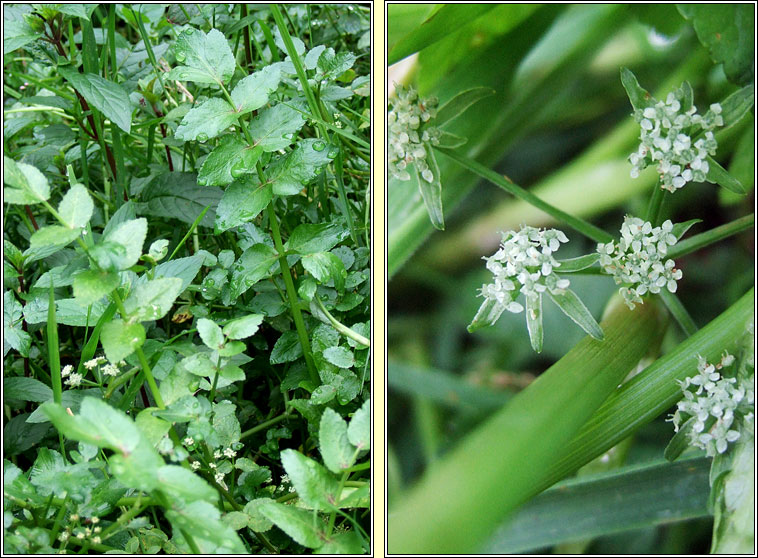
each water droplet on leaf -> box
[313,141,326,151]
[175,52,186,62]
[231,167,245,178]
[197,133,208,143]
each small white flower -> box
[92,536,101,544]
[69,514,79,522]
[65,373,83,387]
[61,364,73,377]
[388,83,441,182]
[213,449,222,459]
[101,363,120,377]
[191,460,201,470]
[183,437,194,446]
[209,462,216,469]
[58,532,69,542]
[76,532,85,540]
[90,516,99,524]
[83,357,104,370]
[223,447,237,459]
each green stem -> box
[668,213,754,259]
[240,410,291,440]
[436,147,614,244]
[645,181,665,225]
[313,296,370,346]
[658,290,698,336]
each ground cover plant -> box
[387,4,753,554]
[4,3,370,554]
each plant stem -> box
[313,296,370,346]
[436,147,614,244]
[658,290,698,336]
[645,181,665,225]
[668,213,754,259]
[239,409,291,440]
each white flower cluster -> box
[597,216,681,309]
[388,84,441,182]
[479,225,570,319]
[629,89,723,193]
[672,353,754,457]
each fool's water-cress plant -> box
[388,42,754,555]
[4,4,370,554]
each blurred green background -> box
[387,4,754,553]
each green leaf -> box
[301,252,347,291]
[230,65,281,115]
[3,290,31,357]
[57,5,97,19]
[222,314,264,340]
[156,465,217,504]
[267,139,334,196]
[525,294,543,353]
[436,87,496,127]
[706,156,747,194]
[715,84,755,133]
[677,4,754,85]
[168,27,235,86]
[58,184,94,229]
[671,219,701,241]
[153,254,205,292]
[4,377,52,403]
[197,318,224,350]
[123,277,183,321]
[322,346,354,369]
[22,226,82,263]
[415,145,444,230]
[285,223,349,255]
[319,408,355,473]
[436,131,467,149]
[4,18,39,54]
[215,176,272,232]
[228,244,279,298]
[73,270,120,306]
[164,500,247,553]
[316,47,357,79]
[548,289,604,340]
[198,136,263,186]
[101,319,146,362]
[281,449,341,510]
[3,157,50,205]
[102,217,148,270]
[59,68,132,133]
[174,98,238,142]
[388,4,499,64]
[556,253,600,273]
[620,67,653,112]
[248,103,306,151]
[24,297,108,327]
[484,458,711,553]
[270,330,303,364]
[388,297,668,553]
[711,434,753,553]
[315,531,365,554]
[257,499,325,549]
[347,398,370,451]
[136,172,222,227]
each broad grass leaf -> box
[3,157,50,205]
[59,68,132,133]
[248,103,307,151]
[281,448,341,509]
[318,409,355,473]
[101,319,145,362]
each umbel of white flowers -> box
[597,216,682,309]
[671,353,755,457]
[477,226,570,319]
[629,90,723,193]
[388,84,441,182]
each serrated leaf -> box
[416,144,444,230]
[316,47,357,79]
[285,223,349,255]
[136,172,222,227]
[23,226,82,263]
[301,252,346,291]
[198,136,263,186]
[706,156,747,194]
[168,27,235,86]
[322,346,354,369]
[4,290,31,357]
[228,244,279,298]
[215,176,272,232]
[230,64,281,115]
[281,449,341,510]
[73,270,120,306]
[164,500,247,553]
[174,97,238,142]
[436,87,495,127]
[267,139,334,196]
[3,157,50,205]
[197,318,224,350]
[270,330,303,364]
[153,254,205,292]
[223,314,264,340]
[257,500,325,549]
[319,408,355,473]
[4,18,38,54]
[548,289,604,341]
[3,377,53,403]
[123,277,183,321]
[59,68,132,133]
[248,103,306,151]
[58,184,94,229]
[103,218,147,270]
[101,319,145,362]
[347,398,370,451]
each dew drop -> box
[175,52,186,62]
[326,148,337,160]
[206,279,215,286]
[197,133,208,143]
[313,141,326,152]
[283,132,295,140]
[231,167,245,178]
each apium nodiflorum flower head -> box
[671,353,755,457]
[629,88,723,193]
[597,216,681,309]
[388,83,441,182]
[476,225,570,323]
